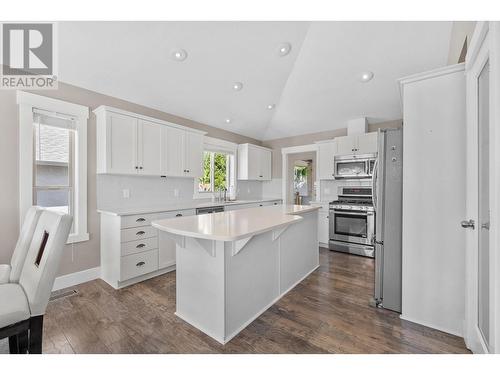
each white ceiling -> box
[58,21,452,141]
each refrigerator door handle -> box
[371,159,378,212]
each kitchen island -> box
[151,204,320,344]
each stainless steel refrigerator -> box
[372,128,403,312]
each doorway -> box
[464,21,499,354]
[281,145,319,205]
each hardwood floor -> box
[40,248,470,354]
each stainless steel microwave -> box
[333,153,377,179]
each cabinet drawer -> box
[121,237,158,257]
[121,213,156,229]
[121,226,157,243]
[154,209,196,220]
[120,249,159,281]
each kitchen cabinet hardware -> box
[136,261,146,267]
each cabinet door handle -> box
[136,261,145,267]
[135,166,138,169]
[139,166,143,170]
[136,218,146,222]
[136,243,146,248]
[136,231,146,236]
[175,213,183,217]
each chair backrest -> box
[19,210,73,316]
[9,206,43,283]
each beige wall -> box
[448,21,477,65]
[262,119,402,178]
[0,82,261,275]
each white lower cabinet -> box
[100,201,282,289]
[318,210,330,245]
[121,249,159,281]
[100,208,195,289]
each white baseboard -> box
[400,314,463,338]
[52,266,101,291]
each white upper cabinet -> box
[356,132,378,154]
[162,127,184,177]
[138,120,162,175]
[183,132,204,177]
[336,132,378,155]
[238,143,272,180]
[95,106,205,177]
[98,111,138,175]
[336,135,357,155]
[317,140,337,180]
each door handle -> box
[136,261,145,267]
[136,230,146,235]
[461,219,475,229]
[136,218,146,222]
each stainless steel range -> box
[329,186,374,257]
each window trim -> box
[17,91,89,243]
[193,136,238,200]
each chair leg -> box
[28,315,44,354]
[18,331,29,354]
[8,335,19,354]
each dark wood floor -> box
[40,248,470,354]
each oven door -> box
[329,209,374,246]
[334,159,369,179]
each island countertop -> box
[151,204,320,241]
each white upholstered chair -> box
[0,207,43,284]
[0,210,72,354]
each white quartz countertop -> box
[151,204,320,241]
[97,198,282,216]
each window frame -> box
[17,91,89,244]
[193,136,237,200]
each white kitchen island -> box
[151,204,320,344]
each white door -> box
[184,132,204,177]
[357,132,378,154]
[318,142,336,180]
[162,127,184,177]
[464,23,496,353]
[107,112,138,174]
[336,135,357,155]
[138,120,162,175]
[260,149,272,180]
[247,146,261,179]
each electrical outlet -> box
[122,189,130,199]
[174,189,179,198]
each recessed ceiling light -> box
[278,42,292,56]
[233,82,243,91]
[225,118,232,124]
[171,49,188,61]
[360,71,374,83]
[267,104,275,110]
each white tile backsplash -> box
[319,178,372,202]
[97,175,273,209]
[97,174,196,209]
[262,178,282,199]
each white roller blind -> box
[33,108,77,130]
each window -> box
[33,111,75,217]
[18,91,89,244]
[198,151,234,193]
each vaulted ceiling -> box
[58,21,452,140]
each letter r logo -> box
[2,23,53,75]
